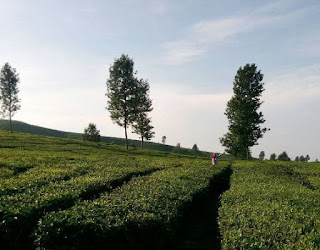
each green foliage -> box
[297,155,311,163]
[131,77,154,148]
[219,161,320,249]
[0,120,211,157]
[35,163,228,249]
[259,151,265,160]
[0,63,20,132]
[173,143,181,154]
[162,135,166,144]
[270,153,276,161]
[300,155,306,162]
[106,55,153,150]
[83,123,101,142]
[277,151,291,161]
[192,144,199,155]
[0,130,226,248]
[132,113,154,148]
[295,156,300,162]
[106,54,139,149]
[305,155,310,162]
[220,64,269,159]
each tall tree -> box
[295,156,299,162]
[162,136,166,144]
[220,64,269,159]
[132,113,154,148]
[0,63,21,133]
[83,123,101,142]
[259,151,265,160]
[299,155,305,162]
[106,54,140,150]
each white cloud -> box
[190,18,247,44]
[161,1,306,65]
[265,64,320,103]
[161,41,205,65]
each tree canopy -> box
[259,151,265,160]
[83,123,101,142]
[132,113,154,148]
[278,151,291,161]
[270,153,276,161]
[131,78,154,148]
[162,136,166,144]
[192,144,199,151]
[299,155,311,162]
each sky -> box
[0,0,319,160]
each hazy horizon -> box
[1,0,319,160]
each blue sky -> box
[1,0,320,160]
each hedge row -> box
[219,161,320,249]
[0,164,91,196]
[0,162,165,248]
[0,155,169,197]
[0,168,15,179]
[34,162,229,249]
[292,162,320,190]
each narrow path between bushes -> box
[174,166,232,250]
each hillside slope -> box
[0,119,215,157]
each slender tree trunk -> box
[124,126,128,150]
[141,136,144,149]
[9,114,12,133]
[246,147,249,160]
[9,96,12,133]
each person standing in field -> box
[212,153,217,165]
[212,152,223,165]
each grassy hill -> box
[0,119,223,158]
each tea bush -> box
[219,161,320,249]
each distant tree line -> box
[295,155,310,162]
[265,151,312,162]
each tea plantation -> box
[1,130,320,249]
[0,131,229,249]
